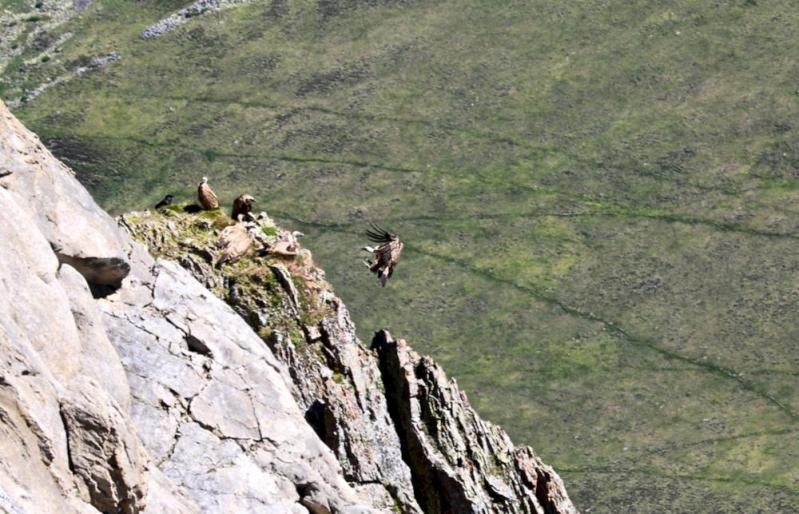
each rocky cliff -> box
[0,99,576,513]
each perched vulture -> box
[231,194,256,220]
[214,223,253,267]
[154,194,173,210]
[197,177,220,210]
[363,224,403,287]
[268,230,304,257]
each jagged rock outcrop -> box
[0,97,576,513]
[59,377,149,514]
[373,332,577,514]
[102,254,380,513]
[0,100,130,291]
[1,99,147,514]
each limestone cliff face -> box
[0,99,576,514]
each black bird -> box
[154,194,174,210]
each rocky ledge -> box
[0,97,576,513]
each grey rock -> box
[140,0,253,39]
[0,101,157,514]
[270,263,301,309]
[372,330,578,514]
[0,98,130,290]
[123,207,578,514]
[1,99,377,513]
[128,396,181,465]
[141,468,201,514]
[189,380,261,440]
[59,377,150,514]
[57,254,131,289]
[0,172,94,514]
[101,253,386,513]
[58,264,130,410]
[0,185,83,385]
[121,211,423,512]
[103,314,206,401]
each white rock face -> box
[58,264,131,410]
[0,101,126,262]
[102,258,381,513]
[59,377,149,514]
[0,99,386,513]
[0,114,143,514]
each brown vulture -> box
[197,177,220,210]
[267,230,305,257]
[214,223,253,267]
[363,224,403,287]
[231,194,256,220]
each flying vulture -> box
[231,194,256,220]
[197,177,220,210]
[214,222,253,267]
[154,194,173,210]
[363,224,403,287]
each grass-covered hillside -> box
[4,0,799,510]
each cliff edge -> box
[0,99,576,514]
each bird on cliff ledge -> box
[197,176,219,210]
[363,223,404,287]
[154,194,173,210]
[214,220,253,267]
[231,193,256,220]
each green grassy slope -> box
[5,0,799,510]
